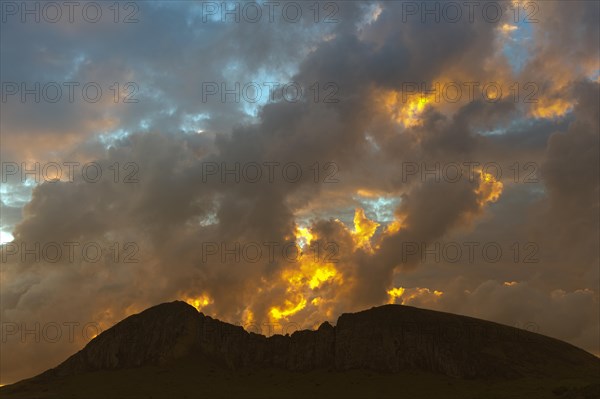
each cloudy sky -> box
[1,0,598,385]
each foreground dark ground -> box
[2,354,598,399]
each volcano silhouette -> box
[2,301,599,398]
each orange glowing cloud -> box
[379,89,434,128]
[530,97,575,119]
[267,223,345,322]
[387,286,444,305]
[476,170,504,206]
[184,293,214,312]
[352,208,380,252]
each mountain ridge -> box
[33,301,600,378]
[2,301,599,398]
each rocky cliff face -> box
[54,301,201,375]
[45,301,599,379]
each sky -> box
[1,0,599,385]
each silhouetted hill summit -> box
[3,301,599,398]
[43,301,600,378]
